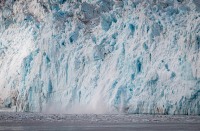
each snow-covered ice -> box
[0,0,200,114]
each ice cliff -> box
[0,0,200,115]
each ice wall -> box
[0,0,200,115]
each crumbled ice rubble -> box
[0,0,200,115]
[0,112,200,123]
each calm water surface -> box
[0,123,200,131]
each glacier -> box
[0,0,200,115]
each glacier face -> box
[0,0,200,115]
